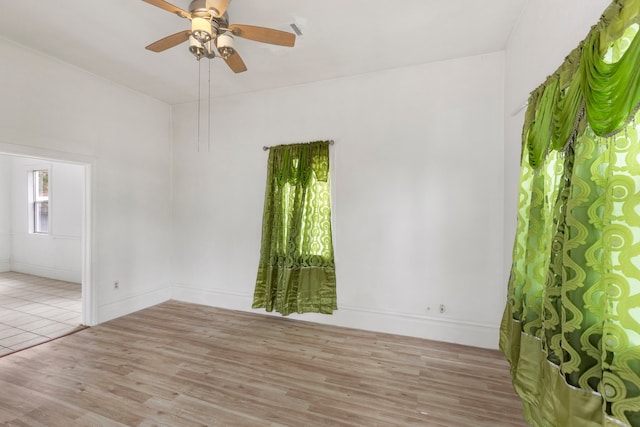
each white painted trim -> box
[172,284,252,311]
[81,163,96,326]
[328,304,500,349]
[0,229,9,272]
[99,287,171,323]
[10,261,80,283]
[171,286,500,349]
[10,231,80,241]
[0,141,94,165]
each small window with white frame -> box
[29,169,50,234]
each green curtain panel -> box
[501,1,640,425]
[253,140,337,316]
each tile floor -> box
[0,271,82,357]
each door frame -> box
[0,142,95,326]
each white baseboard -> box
[11,261,81,283]
[321,304,499,349]
[99,287,172,324]
[171,286,500,349]
[172,284,254,311]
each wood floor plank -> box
[0,300,526,426]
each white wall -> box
[172,52,506,348]
[0,1,616,344]
[8,157,83,282]
[0,155,9,271]
[503,0,611,278]
[0,37,173,324]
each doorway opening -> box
[0,150,93,356]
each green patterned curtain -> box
[501,1,640,425]
[253,140,337,316]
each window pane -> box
[35,170,48,198]
[34,201,49,233]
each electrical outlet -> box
[114,280,119,289]
[439,304,445,313]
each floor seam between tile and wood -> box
[0,271,81,356]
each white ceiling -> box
[0,0,526,105]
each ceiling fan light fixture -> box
[216,33,235,58]
[191,17,213,44]
[189,35,205,59]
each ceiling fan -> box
[143,0,296,73]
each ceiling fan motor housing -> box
[189,0,229,21]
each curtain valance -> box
[268,141,330,188]
[524,0,640,169]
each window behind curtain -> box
[253,140,337,316]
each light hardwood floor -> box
[0,300,526,426]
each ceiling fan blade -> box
[146,30,191,52]
[229,24,296,47]
[206,0,231,18]
[224,51,247,73]
[142,0,191,19]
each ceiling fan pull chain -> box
[197,59,201,153]
[208,59,212,152]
